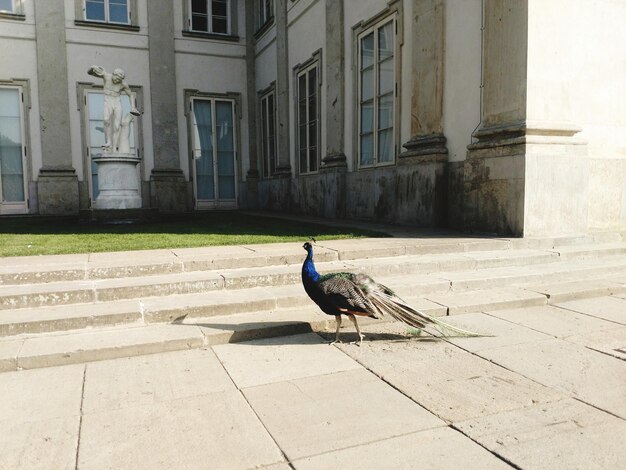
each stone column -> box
[274,0,291,176]
[34,0,79,215]
[400,0,447,161]
[147,1,187,211]
[322,0,346,169]
[244,0,259,208]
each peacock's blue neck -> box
[302,250,320,283]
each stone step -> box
[0,286,526,373]
[0,238,509,287]
[2,256,626,337]
[3,238,625,287]
[0,248,569,310]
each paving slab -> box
[82,348,236,415]
[439,313,553,352]
[478,339,626,418]
[78,391,283,470]
[556,295,626,325]
[332,322,562,423]
[0,416,78,470]
[243,368,444,460]
[0,364,84,422]
[455,398,626,470]
[292,426,512,470]
[563,326,626,361]
[17,324,204,370]
[213,333,362,388]
[425,288,547,315]
[486,304,619,338]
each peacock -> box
[301,241,483,344]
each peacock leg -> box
[330,315,342,344]
[347,314,364,345]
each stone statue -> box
[117,113,135,154]
[87,65,139,153]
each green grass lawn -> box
[0,212,387,257]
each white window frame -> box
[357,16,397,168]
[258,0,273,28]
[83,0,130,25]
[296,61,320,175]
[0,84,28,215]
[190,96,238,209]
[259,88,277,178]
[188,0,231,35]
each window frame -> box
[294,57,321,175]
[75,0,138,30]
[184,90,241,210]
[83,0,130,25]
[0,0,24,19]
[187,0,231,36]
[259,86,277,179]
[356,15,397,169]
[0,82,30,214]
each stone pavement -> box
[1,295,625,469]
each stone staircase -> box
[2,233,626,372]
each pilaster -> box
[34,0,78,215]
[400,0,447,161]
[245,0,259,208]
[322,0,347,170]
[147,0,186,211]
[274,0,291,176]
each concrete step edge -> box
[3,240,626,287]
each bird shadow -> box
[170,315,438,345]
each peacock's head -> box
[303,238,316,253]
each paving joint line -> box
[448,423,521,469]
[74,364,87,470]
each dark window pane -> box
[192,0,207,14]
[308,120,317,150]
[308,68,316,96]
[298,101,306,131]
[299,149,307,173]
[212,0,227,16]
[192,14,208,31]
[309,146,317,172]
[298,125,307,153]
[298,75,306,102]
[308,96,316,124]
[85,0,105,21]
[378,21,394,61]
[212,16,228,34]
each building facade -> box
[1,0,625,237]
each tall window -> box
[297,62,319,174]
[260,90,276,178]
[85,0,129,24]
[259,0,273,27]
[191,98,237,208]
[190,0,229,35]
[0,86,27,213]
[358,18,395,167]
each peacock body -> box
[301,241,482,344]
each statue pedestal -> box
[93,153,142,209]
